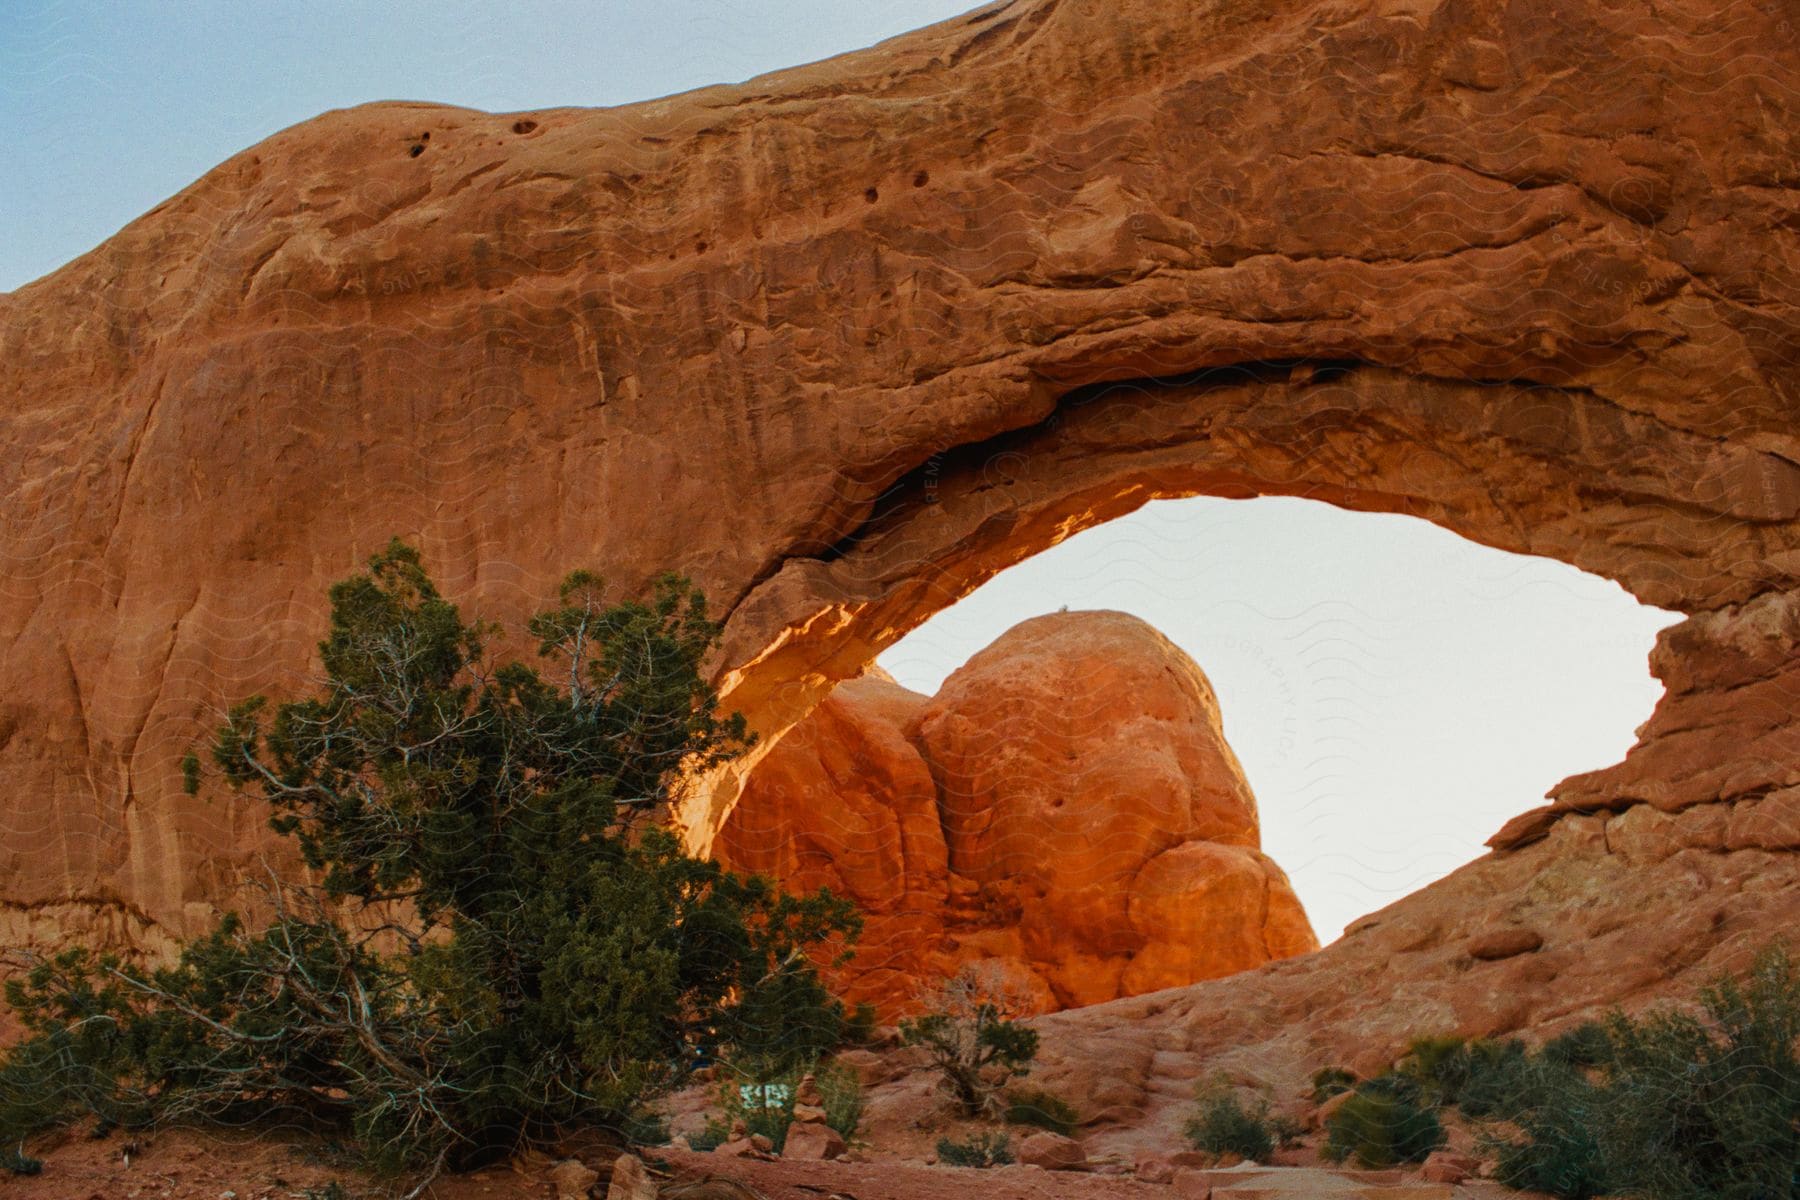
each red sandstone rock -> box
[548,1159,599,1200]
[604,1154,657,1200]
[1134,1153,1176,1183]
[917,612,1316,1006]
[1726,788,1800,851]
[1467,928,1544,961]
[717,671,945,913]
[1016,1131,1087,1170]
[782,1121,847,1161]
[1170,1171,1214,1199]
[714,1131,778,1159]
[718,612,1317,1012]
[1420,1151,1478,1184]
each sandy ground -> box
[4,1123,1553,1200]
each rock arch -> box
[0,0,1796,954]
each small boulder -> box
[1468,927,1543,961]
[548,1158,599,1200]
[1171,1167,1216,1198]
[1134,1152,1175,1183]
[604,1153,658,1200]
[713,1137,759,1158]
[1420,1150,1480,1184]
[782,1121,847,1161]
[1017,1131,1086,1170]
[833,1048,893,1087]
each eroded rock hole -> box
[717,496,1677,1017]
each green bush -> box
[1004,1088,1079,1137]
[618,1109,670,1147]
[1453,1038,1539,1119]
[1184,1087,1276,1161]
[1586,946,1800,1200]
[1540,1021,1613,1069]
[842,1002,880,1047]
[1467,945,1800,1200]
[901,966,1039,1117]
[1397,1035,1472,1105]
[1268,1112,1305,1147]
[687,1117,731,1153]
[1310,1066,1357,1103]
[0,543,859,1185]
[1322,1086,1445,1168]
[688,1057,862,1153]
[1490,1071,1609,1200]
[816,1061,864,1140]
[936,1131,1012,1168]
[0,1148,40,1177]
[1351,1072,1425,1105]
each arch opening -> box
[871,494,1681,944]
[690,359,1772,862]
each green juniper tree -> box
[900,964,1039,1117]
[2,540,857,1187]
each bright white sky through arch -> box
[4,1,1682,942]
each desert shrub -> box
[1350,1071,1425,1105]
[687,1116,731,1153]
[1586,946,1800,1200]
[619,1109,671,1147]
[0,542,858,1185]
[900,965,1039,1117]
[936,1131,1013,1167]
[1322,1086,1445,1168]
[816,1060,864,1140]
[0,1147,40,1176]
[841,1002,880,1047]
[1468,945,1800,1200]
[690,1056,863,1152]
[1185,1086,1276,1161]
[1269,1112,1305,1147]
[1397,1034,1471,1105]
[1489,1069,1609,1200]
[1540,1020,1613,1069]
[1310,1066,1357,1103]
[1004,1087,1079,1137]
[1453,1038,1539,1119]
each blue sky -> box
[4,0,1680,940]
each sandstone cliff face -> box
[0,0,1796,1085]
[716,612,1317,1013]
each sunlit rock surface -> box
[717,612,1317,1013]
